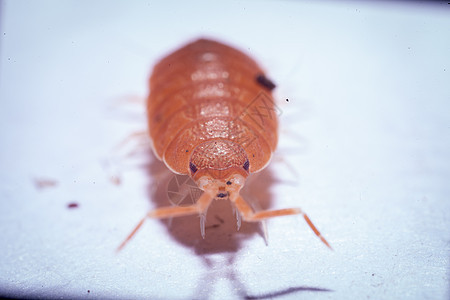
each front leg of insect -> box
[117,188,215,252]
[231,195,332,249]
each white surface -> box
[1,0,449,299]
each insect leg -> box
[117,191,213,252]
[103,130,150,185]
[233,195,332,249]
[113,130,149,155]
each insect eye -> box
[243,159,249,172]
[189,162,198,174]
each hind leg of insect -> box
[113,130,149,155]
[117,191,214,252]
[110,94,146,107]
[103,130,150,185]
[233,195,332,249]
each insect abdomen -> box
[147,39,278,174]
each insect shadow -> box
[140,151,333,298]
[143,150,274,256]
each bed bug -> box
[118,39,331,250]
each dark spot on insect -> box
[243,159,250,171]
[189,162,198,173]
[217,192,227,198]
[185,149,189,153]
[154,114,162,123]
[215,215,224,223]
[256,73,276,91]
[206,224,221,229]
[67,202,79,209]
[226,181,232,185]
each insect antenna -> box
[116,216,147,252]
[302,214,333,250]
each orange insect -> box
[118,38,331,250]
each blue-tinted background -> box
[0,1,449,299]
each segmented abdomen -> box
[147,39,278,174]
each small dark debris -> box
[255,74,276,91]
[110,176,121,186]
[34,178,58,190]
[67,202,79,209]
[185,149,189,152]
[286,98,289,102]
[87,290,90,293]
